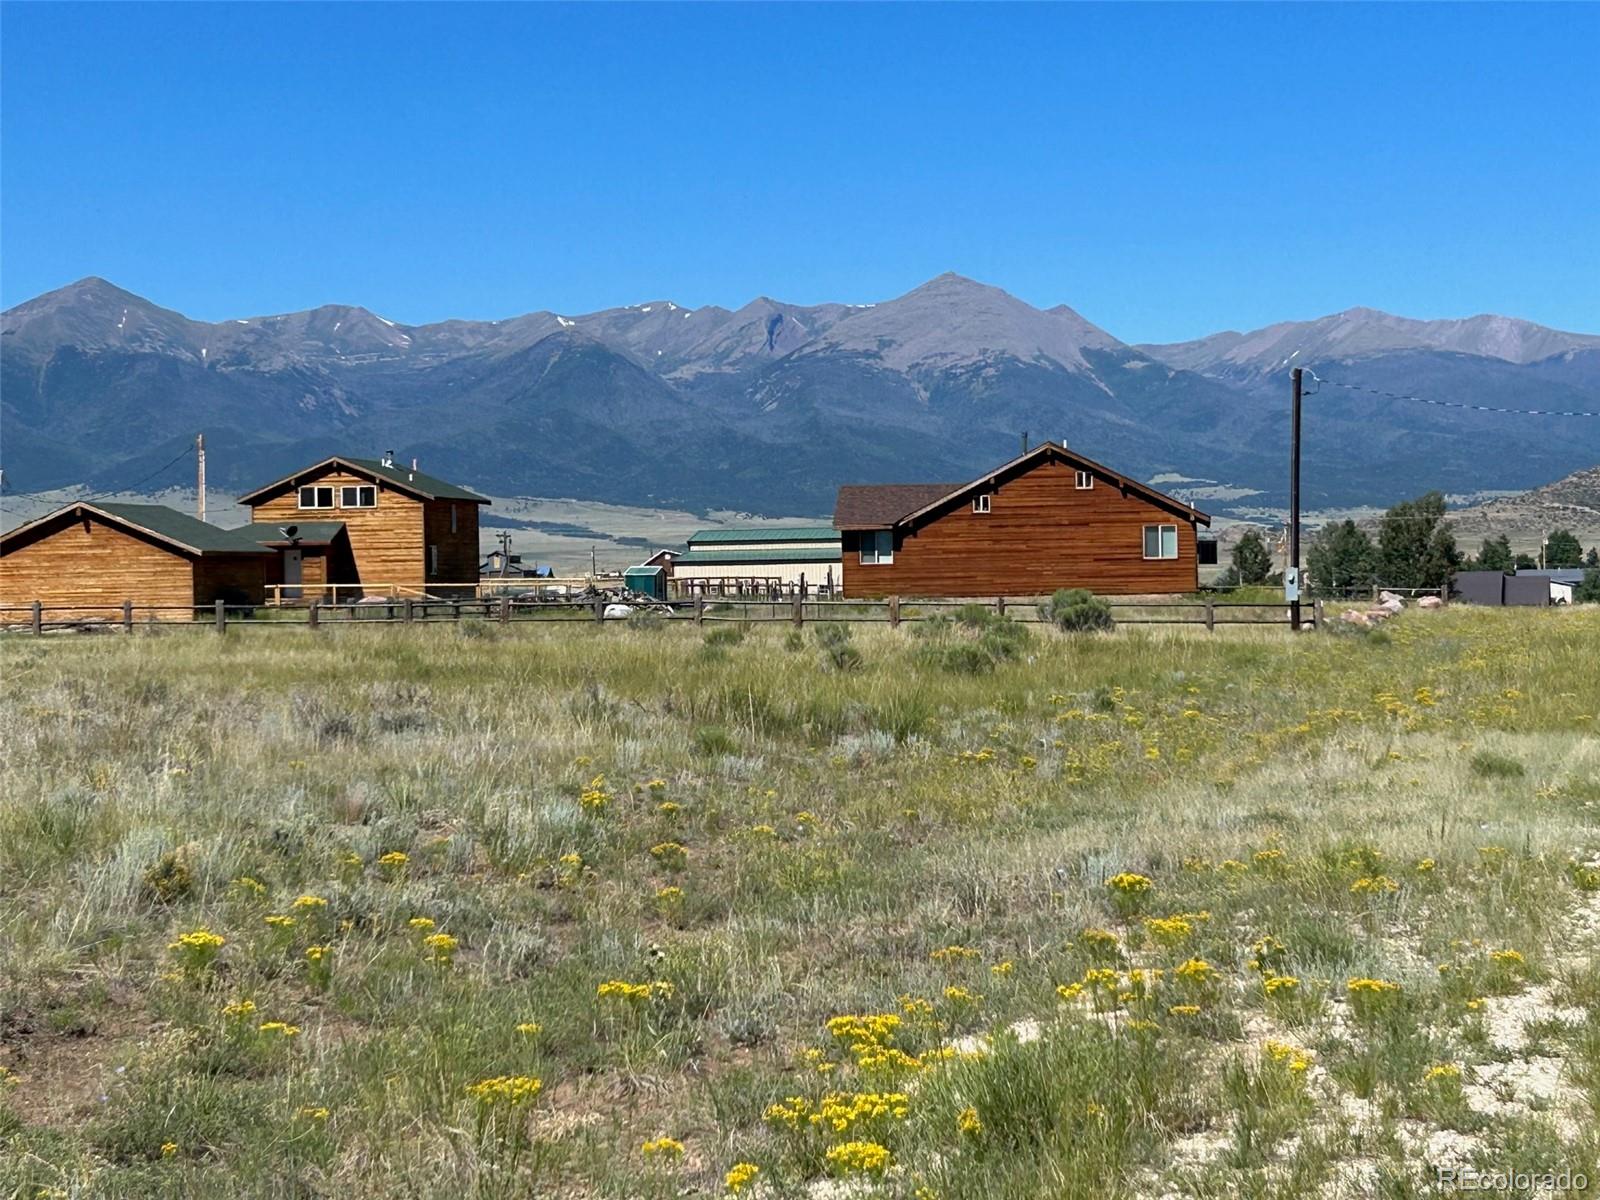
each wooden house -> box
[832,442,1210,598]
[238,455,489,598]
[0,502,272,620]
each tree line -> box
[1218,491,1600,601]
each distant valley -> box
[3,274,1597,520]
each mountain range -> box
[3,274,1597,517]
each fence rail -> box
[0,592,1329,635]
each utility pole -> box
[1288,368,1303,630]
[590,545,598,579]
[196,433,206,522]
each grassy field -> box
[2,608,1598,1199]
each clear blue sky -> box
[3,3,1596,342]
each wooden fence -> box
[1,594,1322,635]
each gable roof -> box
[2,502,274,557]
[833,443,1211,530]
[237,456,490,505]
[834,484,960,530]
[688,525,839,546]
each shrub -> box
[813,623,863,672]
[692,725,740,757]
[703,626,745,647]
[1469,751,1525,780]
[914,606,1031,674]
[1038,588,1114,634]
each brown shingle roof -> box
[833,483,960,529]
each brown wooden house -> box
[238,455,489,598]
[0,502,272,620]
[833,442,1211,598]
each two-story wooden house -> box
[833,442,1210,597]
[238,455,489,598]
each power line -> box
[1307,371,1600,419]
[77,443,197,503]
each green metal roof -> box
[242,520,347,546]
[674,546,841,566]
[687,525,838,546]
[92,504,275,554]
[342,457,489,502]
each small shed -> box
[1,502,272,621]
[624,564,668,600]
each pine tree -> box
[1231,530,1273,585]
[1543,529,1583,568]
[1472,534,1513,573]
[1376,491,1460,589]
[1307,520,1377,597]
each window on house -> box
[972,494,991,514]
[1143,524,1179,560]
[428,545,439,576]
[298,485,334,509]
[859,530,894,565]
[1075,470,1094,490]
[340,485,377,508]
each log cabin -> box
[238,455,489,599]
[0,502,272,621]
[832,442,1211,598]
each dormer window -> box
[973,494,992,514]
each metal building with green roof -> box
[668,525,842,597]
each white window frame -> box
[1075,470,1094,490]
[428,545,439,576]
[860,530,894,565]
[298,485,335,510]
[1143,524,1179,560]
[340,484,377,508]
[972,494,992,514]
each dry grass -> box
[2,608,1598,1198]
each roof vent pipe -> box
[411,457,418,471]
[382,449,394,467]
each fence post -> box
[308,600,320,630]
[594,596,605,623]
[1314,598,1325,628]
[499,596,510,624]
[996,596,1006,616]
[402,599,413,624]
[1204,598,1215,632]
[792,594,804,627]
[32,600,42,636]
[694,596,705,626]
[888,595,901,628]
[215,599,226,633]
[1439,583,1448,603]
[123,599,133,632]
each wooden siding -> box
[841,459,1201,598]
[423,500,479,594]
[193,556,269,607]
[0,511,198,620]
[249,468,426,590]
